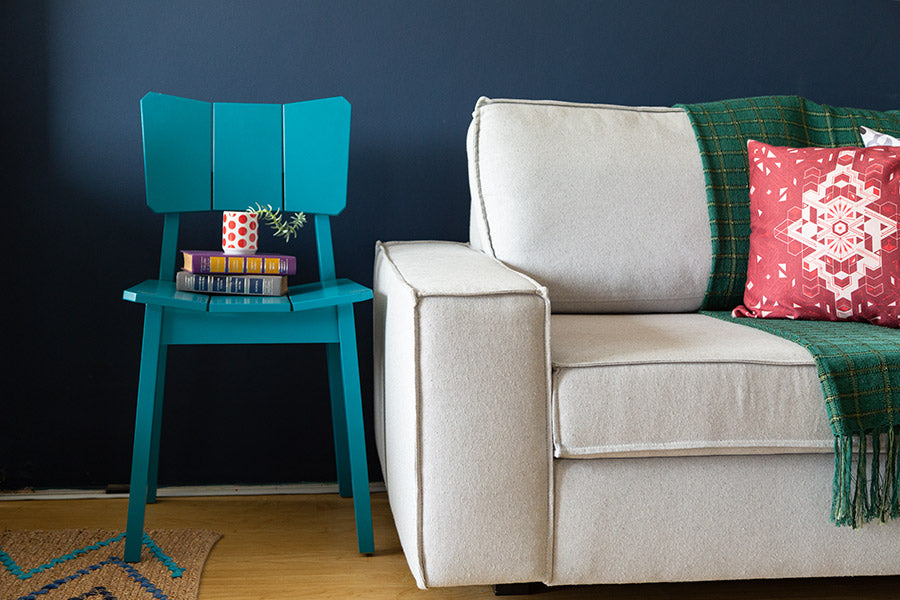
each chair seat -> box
[123,278,372,313]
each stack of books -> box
[176,250,296,296]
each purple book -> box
[181,250,296,275]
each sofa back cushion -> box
[467,97,711,313]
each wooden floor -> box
[1,492,897,599]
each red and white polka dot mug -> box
[222,211,259,255]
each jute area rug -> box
[0,529,220,600]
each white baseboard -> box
[0,482,386,501]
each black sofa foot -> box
[492,582,546,596]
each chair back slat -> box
[141,93,212,213]
[141,93,352,279]
[283,97,350,215]
[213,102,284,211]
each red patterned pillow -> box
[733,140,900,327]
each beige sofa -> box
[372,98,900,591]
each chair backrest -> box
[139,92,351,280]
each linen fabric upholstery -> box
[373,241,552,588]
[374,96,900,589]
[551,313,832,458]
[552,455,900,585]
[467,97,711,313]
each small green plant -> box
[248,203,307,242]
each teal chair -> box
[122,92,374,561]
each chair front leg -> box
[125,305,166,562]
[336,303,374,554]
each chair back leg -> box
[146,344,168,503]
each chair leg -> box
[336,304,374,554]
[326,343,352,498]
[146,345,168,504]
[125,306,165,562]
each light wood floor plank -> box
[1,492,896,599]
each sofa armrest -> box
[373,240,551,588]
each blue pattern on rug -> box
[0,534,125,581]
[0,532,183,582]
[65,586,117,600]
[139,534,183,578]
[14,557,170,600]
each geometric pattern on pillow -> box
[860,126,900,147]
[733,140,900,327]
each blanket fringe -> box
[831,426,900,527]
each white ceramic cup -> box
[222,211,259,255]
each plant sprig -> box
[248,203,307,242]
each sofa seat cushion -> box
[552,313,834,458]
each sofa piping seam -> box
[380,241,545,297]
[542,290,554,586]
[418,289,547,299]
[376,241,428,587]
[378,242,425,299]
[550,295,705,303]
[555,439,836,457]
[480,98,688,114]
[471,102,496,257]
[551,359,817,368]
[412,277,427,587]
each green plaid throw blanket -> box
[675,95,900,309]
[675,96,900,527]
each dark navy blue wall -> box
[3,0,898,490]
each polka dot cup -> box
[222,211,259,255]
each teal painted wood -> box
[158,213,180,281]
[286,279,372,310]
[145,342,167,504]
[127,93,373,560]
[126,305,165,562]
[123,279,370,313]
[314,214,337,280]
[141,93,211,213]
[283,97,350,215]
[326,343,352,497]
[123,280,211,311]
[207,294,293,313]
[160,307,340,345]
[213,102,284,211]
[336,303,374,553]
